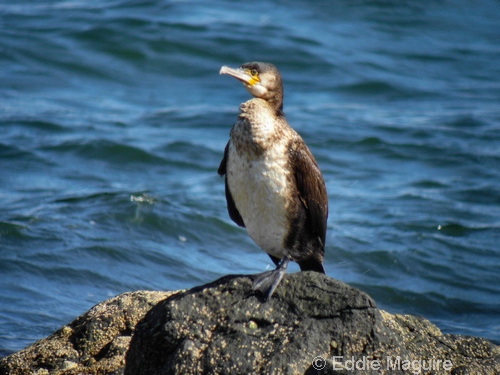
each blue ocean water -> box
[1,0,499,356]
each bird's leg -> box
[252,256,290,301]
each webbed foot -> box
[252,256,290,301]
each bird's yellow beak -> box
[220,65,260,86]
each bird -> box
[218,62,328,300]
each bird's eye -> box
[250,69,258,76]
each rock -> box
[0,290,175,375]
[124,273,500,375]
[1,273,499,375]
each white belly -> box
[227,144,291,259]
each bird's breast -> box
[227,135,295,258]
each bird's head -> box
[220,62,283,111]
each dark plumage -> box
[218,62,328,299]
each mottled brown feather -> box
[287,138,328,273]
[290,139,328,247]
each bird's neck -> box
[238,98,285,124]
[232,98,290,156]
[268,96,283,114]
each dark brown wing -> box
[290,138,328,251]
[218,141,245,228]
[217,142,229,176]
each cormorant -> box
[218,62,328,300]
